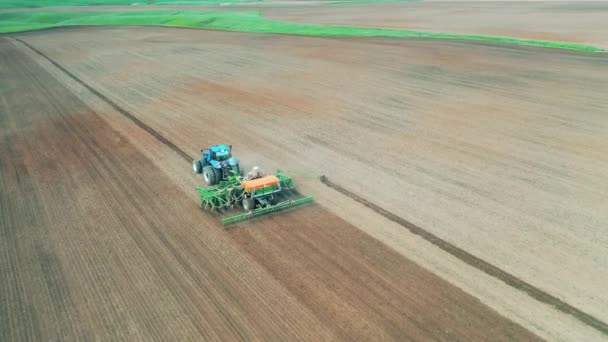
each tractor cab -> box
[193,144,240,185]
[206,144,232,161]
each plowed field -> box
[0,35,541,340]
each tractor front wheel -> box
[203,166,217,185]
[193,160,203,174]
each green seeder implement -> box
[196,170,314,225]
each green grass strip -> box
[0,0,416,9]
[0,10,604,52]
[0,0,260,8]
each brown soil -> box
[231,206,537,341]
[0,35,540,341]
[11,25,608,338]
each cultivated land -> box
[0,34,542,340]
[1,1,608,341]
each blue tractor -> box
[192,144,240,185]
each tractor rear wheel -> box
[212,167,223,182]
[193,160,203,174]
[232,163,240,176]
[242,198,255,211]
[203,166,217,185]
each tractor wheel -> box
[242,197,255,211]
[232,163,240,176]
[203,166,217,185]
[193,160,203,174]
[212,167,223,182]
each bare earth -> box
[1,6,608,339]
[0,33,543,340]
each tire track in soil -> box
[320,175,608,336]
[13,37,193,164]
[2,37,339,340]
[15,33,608,337]
[230,207,541,341]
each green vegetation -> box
[0,0,261,8]
[0,10,604,52]
[0,0,416,8]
